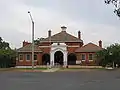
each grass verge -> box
[58,67,106,71]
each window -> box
[34,55,37,60]
[19,54,23,60]
[81,54,85,60]
[89,54,93,60]
[26,54,30,60]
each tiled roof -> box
[75,43,103,52]
[40,31,83,43]
[17,44,42,52]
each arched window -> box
[42,54,50,65]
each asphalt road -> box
[0,70,120,90]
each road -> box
[0,70,120,90]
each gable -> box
[75,43,103,52]
[17,44,42,52]
[40,31,83,43]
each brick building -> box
[16,26,103,67]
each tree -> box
[96,43,120,67]
[0,37,16,68]
[105,0,120,17]
[0,37,10,49]
[34,37,45,45]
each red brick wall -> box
[16,52,42,66]
[67,47,78,54]
[76,52,96,66]
[65,42,83,47]
[17,41,84,66]
[40,47,50,54]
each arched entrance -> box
[42,54,50,65]
[68,53,77,65]
[54,51,63,65]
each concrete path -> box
[42,68,60,72]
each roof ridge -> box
[82,42,99,48]
[41,31,83,42]
[65,31,80,40]
[75,42,103,52]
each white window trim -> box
[89,54,93,60]
[19,54,23,61]
[26,54,31,61]
[81,54,86,61]
[82,60,86,61]
[89,60,93,61]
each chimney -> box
[61,26,67,32]
[99,40,102,48]
[48,30,51,37]
[23,40,30,47]
[78,31,81,39]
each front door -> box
[54,51,63,65]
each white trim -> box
[50,43,68,66]
[88,54,93,60]
[82,60,86,61]
[81,54,86,60]
[89,60,93,61]
[19,54,23,61]
[34,60,37,62]
[26,54,31,61]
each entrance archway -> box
[54,51,63,65]
[68,53,77,65]
[42,54,50,65]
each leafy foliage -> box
[34,38,45,45]
[0,37,16,68]
[105,0,120,17]
[96,43,120,67]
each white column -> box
[64,51,68,67]
[50,51,54,66]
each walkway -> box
[42,68,60,72]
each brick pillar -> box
[38,53,42,65]
[86,53,89,65]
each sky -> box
[0,0,120,49]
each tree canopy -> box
[105,0,120,17]
[0,37,16,68]
[34,37,45,45]
[96,43,120,67]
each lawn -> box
[58,67,106,71]
[14,67,47,70]
[0,67,48,72]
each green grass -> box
[14,67,47,70]
[15,67,47,70]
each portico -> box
[50,43,68,67]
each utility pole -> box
[28,11,34,70]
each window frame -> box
[34,54,37,61]
[81,54,85,61]
[26,54,31,61]
[89,54,93,60]
[19,54,23,61]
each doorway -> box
[54,51,63,65]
